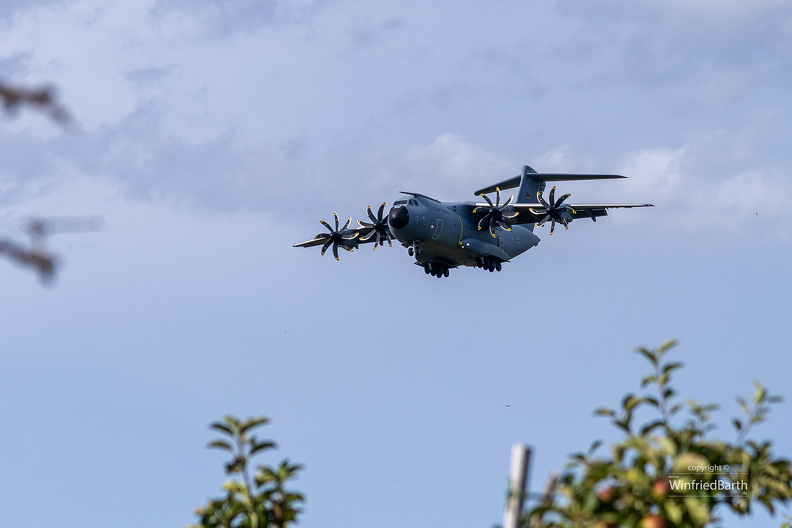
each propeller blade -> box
[311,213,358,259]
[366,205,378,223]
[555,193,571,207]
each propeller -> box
[473,187,519,238]
[531,186,575,235]
[357,203,392,249]
[315,213,358,260]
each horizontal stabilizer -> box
[474,173,625,197]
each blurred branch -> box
[0,237,56,282]
[1,216,102,284]
[0,80,71,125]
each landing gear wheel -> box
[425,262,450,278]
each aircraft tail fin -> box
[474,166,625,203]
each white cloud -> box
[401,133,511,198]
[618,146,687,201]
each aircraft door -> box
[432,219,443,240]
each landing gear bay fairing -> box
[295,165,653,278]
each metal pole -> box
[503,444,531,528]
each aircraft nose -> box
[389,205,409,230]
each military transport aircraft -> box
[295,165,653,278]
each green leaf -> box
[663,361,684,376]
[737,396,750,415]
[594,407,616,417]
[643,396,659,408]
[587,440,603,456]
[210,422,235,436]
[250,441,277,456]
[208,440,234,452]
[622,393,639,412]
[239,417,269,435]
[685,496,711,525]
[658,339,678,354]
[640,420,664,437]
[614,420,631,434]
[753,381,767,404]
[641,374,658,388]
[665,499,683,525]
[635,346,658,366]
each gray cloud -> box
[147,0,329,38]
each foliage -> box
[189,416,304,528]
[525,341,792,528]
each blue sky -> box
[2,1,791,527]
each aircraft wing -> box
[294,237,329,248]
[471,201,654,224]
[522,202,653,223]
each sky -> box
[1,1,791,527]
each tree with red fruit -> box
[524,341,792,528]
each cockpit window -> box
[409,199,418,206]
[393,200,408,206]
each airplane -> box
[294,165,653,278]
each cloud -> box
[399,133,511,198]
[618,146,686,201]
[0,0,68,24]
[609,141,792,243]
[147,0,328,38]
[345,16,405,49]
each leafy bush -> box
[189,416,303,528]
[526,341,792,528]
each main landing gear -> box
[475,257,502,272]
[424,262,450,278]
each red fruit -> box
[651,478,672,500]
[640,514,667,528]
[596,486,616,503]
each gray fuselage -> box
[387,194,540,269]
